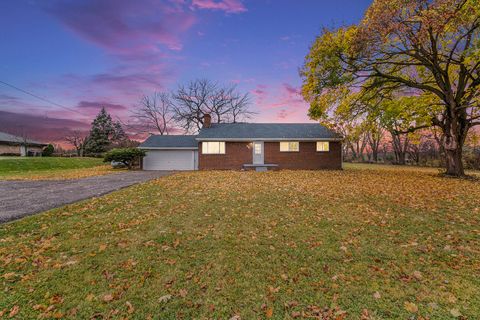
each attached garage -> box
[139,135,198,171]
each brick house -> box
[139,115,342,171]
[0,132,47,156]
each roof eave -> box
[138,146,198,150]
[195,137,343,141]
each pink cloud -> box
[253,83,312,122]
[43,0,196,53]
[0,110,90,144]
[191,0,247,13]
[77,101,126,110]
[38,0,192,118]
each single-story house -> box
[0,131,47,156]
[138,115,342,171]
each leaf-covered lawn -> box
[0,157,116,180]
[1,165,479,319]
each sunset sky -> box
[0,0,371,143]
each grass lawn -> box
[0,157,116,180]
[1,165,479,319]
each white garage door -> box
[143,150,195,171]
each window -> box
[280,141,299,152]
[254,143,262,154]
[202,142,225,154]
[316,141,330,152]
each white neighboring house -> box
[0,131,47,156]
[138,135,198,171]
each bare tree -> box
[131,92,174,135]
[65,131,88,157]
[172,79,254,133]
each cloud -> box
[253,83,311,122]
[77,101,126,110]
[38,0,198,112]
[191,0,247,13]
[0,110,90,144]
[43,0,196,53]
[75,101,128,117]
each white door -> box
[143,150,195,170]
[252,141,264,164]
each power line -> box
[0,80,85,116]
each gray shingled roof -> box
[197,123,340,140]
[139,135,198,149]
[0,131,46,146]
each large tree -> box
[172,79,254,133]
[65,130,88,157]
[301,0,480,176]
[131,92,174,135]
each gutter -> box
[195,138,343,142]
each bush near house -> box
[104,148,146,169]
[42,144,54,157]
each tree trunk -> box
[443,128,466,176]
[444,146,464,176]
[441,100,468,177]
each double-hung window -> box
[280,141,299,152]
[202,142,225,154]
[316,141,330,152]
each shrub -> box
[103,148,146,169]
[42,144,54,157]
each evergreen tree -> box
[84,107,114,155]
[42,144,54,157]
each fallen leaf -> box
[448,294,457,303]
[373,291,381,299]
[450,309,461,317]
[103,294,114,302]
[404,301,418,313]
[179,289,188,297]
[413,270,423,280]
[428,302,439,310]
[99,244,107,251]
[126,301,135,314]
[85,293,95,302]
[8,305,19,318]
[229,316,241,320]
[3,272,16,280]
[265,307,273,318]
[158,294,172,303]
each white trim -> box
[196,138,342,142]
[139,147,198,150]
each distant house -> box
[0,132,47,156]
[139,114,342,171]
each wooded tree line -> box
[301,0,480,176]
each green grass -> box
[1,165,479,319]
[0,157,103,171]
[0,157,110,180]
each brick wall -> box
[264,141,342,170]
[198,141,252,170]
[198,141,342,170]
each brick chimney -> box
[203,113,211,128]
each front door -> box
[252,141,264,164]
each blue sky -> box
[0,0,371,142]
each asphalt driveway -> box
[0,171,171,223]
